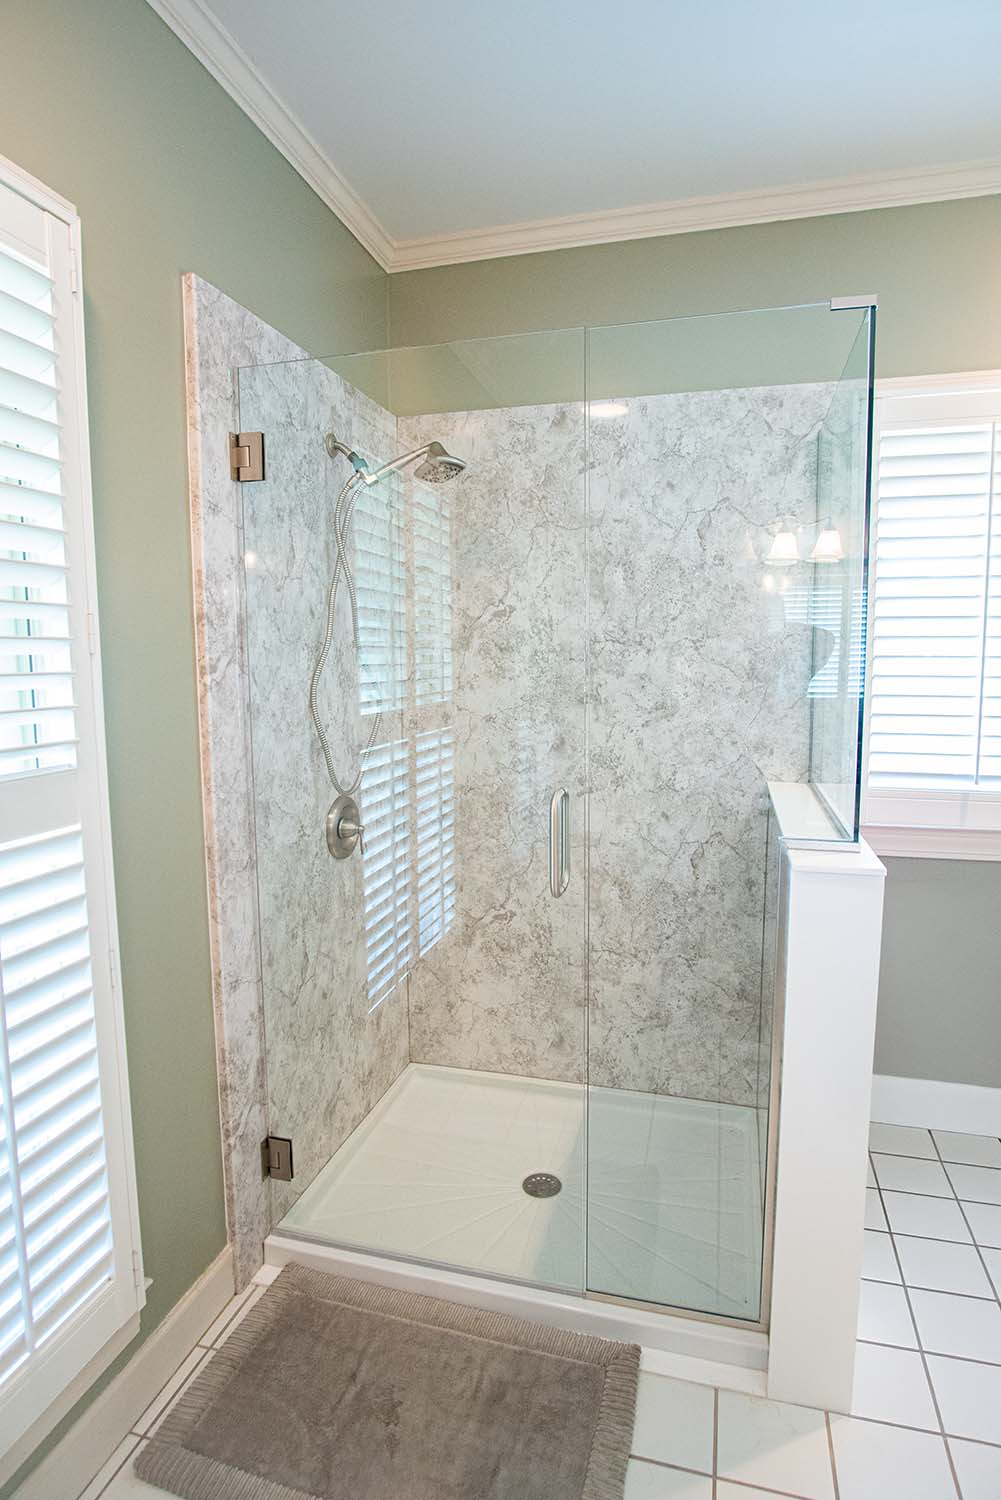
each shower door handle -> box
[549,788,570,898]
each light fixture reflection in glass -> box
[765,528,800,566]
[810,524,845,564]
[589,400,630,419]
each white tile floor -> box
[73,1119,1001,1499]
[282,1063,765,1319]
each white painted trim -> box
[143,0,395,269]
[0,165,146,1463]
[264,1236,768,1376]
[141,3,1001,271]
[767,838,886,1413]
[9,1247,234,1500]
[0,150,77,223]
[871,1074,1001,1137]
[875,370,1001,398]
[862,823,1001,860]
[390,159,1001,269]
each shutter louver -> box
[0,245,76,779]
[869,423,995,787]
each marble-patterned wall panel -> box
[238,360,410,1218]
[399,406,588,1083]
[587,384,833,1106]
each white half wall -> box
[767,836,886,1412]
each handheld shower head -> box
[325,431,466,486]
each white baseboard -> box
[872,1073,1001,1136]
[11,1245,234,1500]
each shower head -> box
[414,441,466,485]
[325,431,466,486]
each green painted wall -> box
[0,0,386,1487]
[389,195,1001,378]
[876,859,1001,1090]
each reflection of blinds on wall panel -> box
[0,246,76,777]
[353,485,406,717]
[359,737,411,1008]
[414,729,455,957]
[869,425,993,786]
[412,487,452,707]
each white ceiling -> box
[151,0,1001,269]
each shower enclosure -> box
[234,300,874,1330]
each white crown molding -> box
[391,157,1001,270]
[144,0,395,269]
[145,0,1001,275]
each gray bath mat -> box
[135,1262,639,1500]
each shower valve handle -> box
[326,795,365,859]
[338,816,364,847]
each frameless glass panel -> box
[237,330,588,1293]
[584,303,874,1320]
[809,310,874,838]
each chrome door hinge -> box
[229,431,265,482]
[132,1249,144,1289]
[69,250,80,295]
[86,611,97,655]
[261,1135,293,1182]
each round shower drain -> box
[522,1172,562,1198]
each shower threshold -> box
[266,1065,768,1370]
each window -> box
[0,157,142,1463]
[863,377,1001,858]
[356,469,456,1007]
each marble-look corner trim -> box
[182,274,307,1288]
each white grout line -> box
[629,1455,811,1500]
[712,1385,719,1500]
[928,1133,1001,1311]
[75,1435,141,1500]
[130,1347,211,1437]
[197,1283,257,1347]
[825,1409,841,1500]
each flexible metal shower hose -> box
[308,471,385,796]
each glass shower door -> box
[583,304,874,1322]
[236,330,590,1293]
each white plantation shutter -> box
[868,401,1001,794]
[981,439,1001,781]
[0,163,141,1460]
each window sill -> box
[862,823,1001,861]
